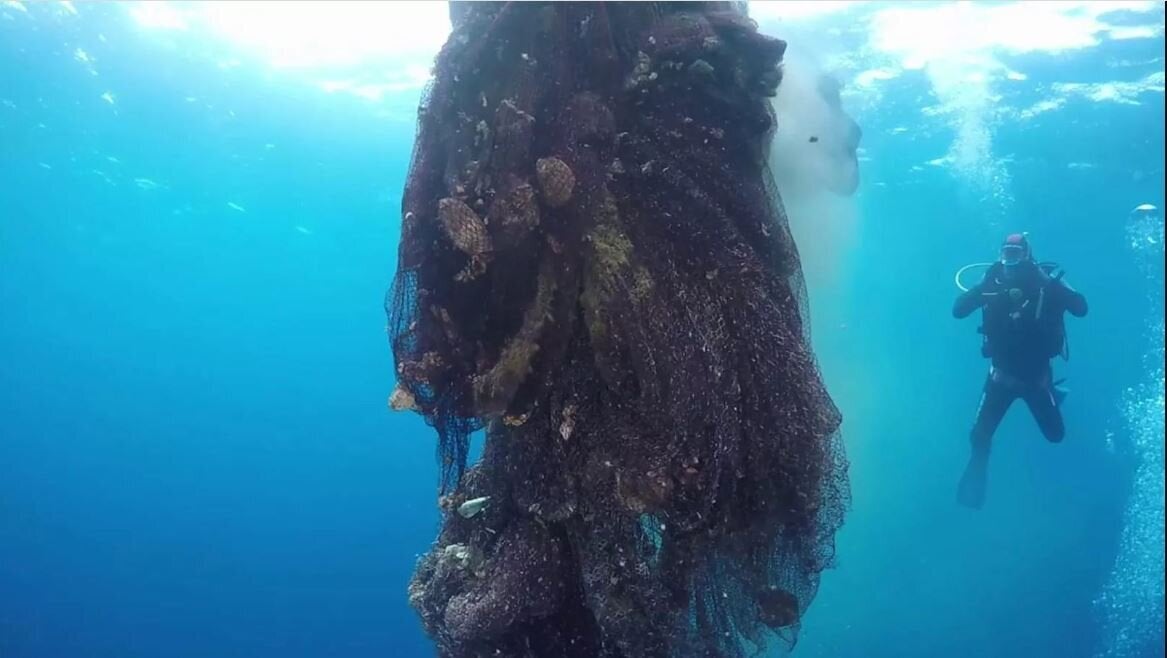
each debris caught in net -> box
[387,2,849,655]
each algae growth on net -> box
[386,2,850,655]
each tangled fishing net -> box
[387,2,849,655]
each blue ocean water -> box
[0,2,1162,658]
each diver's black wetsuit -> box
[953,260,1087,507]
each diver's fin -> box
[957,458,988,510]
[1051,378,1069,407]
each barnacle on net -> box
[559,404,576,442]
[535,157,576,208]
[452,256,489,283]
[438,197,493,281]
[502,413,529,427]
[388,384,417,412]
[398,351,444,384]
[437,199,487,250]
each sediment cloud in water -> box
[769,46,863,290]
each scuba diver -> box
[952,233,1088,509]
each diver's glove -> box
[1034,262,1053,286]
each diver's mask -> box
[998,233,1031,277]
[1000,244,1026,267]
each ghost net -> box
[387,2,849,656]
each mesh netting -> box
[388,2,849,655]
